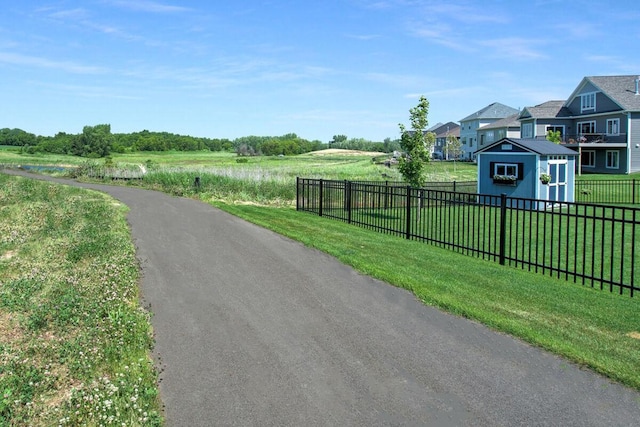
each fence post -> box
[296,177,300,211]
[453,180,457,193]
[499,193,507,265]
[318,179,323,217]
[385,181,389,210]
[634,179,637,205]
[346,180,352,224]
[405,186,412,240]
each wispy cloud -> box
[105,0,192,13]
[0,51,106,74]
[419,2,509,24]
[345,34,381,41]
[47,8,88,20]
[477,38,549,60]
[32,81,143,100]
[409,22,470,51]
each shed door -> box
[548,161,567,202]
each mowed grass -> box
[0,175,161,426]
[216,203,640,391]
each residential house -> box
[518,76,640,174]
[459,102,520,160]
[429,122,460,159]
[476,113,520,150]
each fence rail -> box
[296,178,640,297]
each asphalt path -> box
[4,170,640,426]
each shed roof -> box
[475,138,579,156]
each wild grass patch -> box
[0,174,161,426]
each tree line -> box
[0,126,399,158]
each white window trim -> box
[582,150,595,168]
[581,92,596,112]
[577,120,596,135]
[494,163,519,177]
[545,124,565,135]
[486,130,494,143]
[606,118,620,136]
[606,150,619,169]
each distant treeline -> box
[1,127,401,158]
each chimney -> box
[636,76,640,95]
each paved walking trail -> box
[5,170,640,426]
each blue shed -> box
[475,138,578,205]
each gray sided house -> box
[519,76,640,174]
[476,113,521,150]
[475,138,578,207]
[429,122,460,159]
[459,102,520,161]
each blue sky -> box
[1,1,639,142]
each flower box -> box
[492,174,517,185]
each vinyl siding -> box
[630,113,640,173]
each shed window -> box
[494,163,518,177]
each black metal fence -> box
[575,179,640,205]
[296,178,639,297]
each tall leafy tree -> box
[72,124,113,157]
[398,96,431,187]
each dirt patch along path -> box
[3,170,640,426]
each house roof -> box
[427,122,444,132]
[460,102,519,123]
[566,75,640,112]
[430,121,459,136]
[475,138,579,156]
[478,113,520,130]
[436,126,460,138]
[518,100,572,120]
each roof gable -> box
[460,102,519,123]
[518,100,571,120]
[565,75,640,112]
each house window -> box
[494,163,518,177]
[522,123,533,138]
[606,150,619,169]
[581,92,596,112]
[577,121,596,136]
[480,134,485,146]
[581,150,595,167]
[606,118,620,136]
[486,131,494,143]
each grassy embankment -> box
[0,174,161,426]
